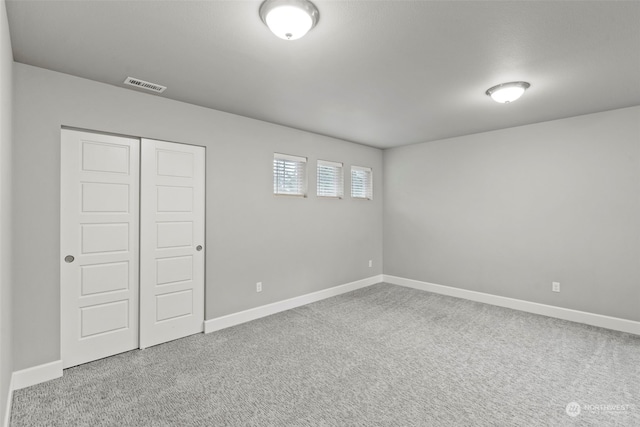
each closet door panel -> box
[61,129,140,369]
[140,139,205,348]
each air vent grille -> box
[124,77,166,93]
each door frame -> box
[60,126,207,367]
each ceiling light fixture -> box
[259,0,319,41]
[485,81,531,104]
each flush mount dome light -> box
[486,81,531,104]
[259,0,319,40]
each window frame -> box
[273,153,308,197]
[316,159,344,199]
[350,165,373,200]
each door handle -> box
[196,245,203,251]
[64,255,75,263]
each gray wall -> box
[12,63,383,371]
[0,0,13,422]
[384,106,640,321]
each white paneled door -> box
[61,131,205,367]
[61,129,140,369]
[140,139,205,348]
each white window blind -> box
[273,153,307,196]
[351,166,373,200]
[317,160,344,198]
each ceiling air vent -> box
[124,77,166,93]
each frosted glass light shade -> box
[260,0,319,40]
[486,81,531,104]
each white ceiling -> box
[6,0,640,149]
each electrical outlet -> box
[256,282,262,293]
[552,282,560,293]
[368,260,373,268]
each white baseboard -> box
[11,360,63,391]
[3,375,13,427]
[384,275,640,336]
[205,275,383,334]
[4,360,64,425]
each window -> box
[351,166,373,200]
[273,153,307,196]
[317,160,344,198]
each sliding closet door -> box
[61,129,140,368]
[140,139,205,348]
